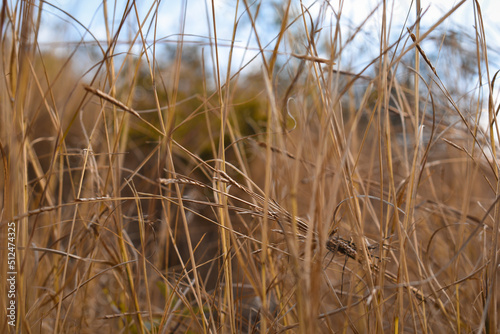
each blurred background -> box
[2,0,500,332]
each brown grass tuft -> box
[1,0,499,333]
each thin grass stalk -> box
[208,1,236,332]
[11,1,38,330]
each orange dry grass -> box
[0,0,499,333]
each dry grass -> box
[1,0,499,333]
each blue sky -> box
[38,1,500,76]
[38,0,499,104]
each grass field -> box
[1,0,499,333]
